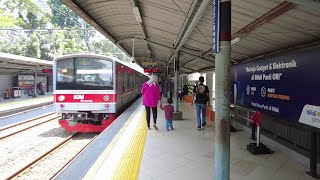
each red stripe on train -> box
[54,94,116,103]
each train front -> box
[53,54,116,132]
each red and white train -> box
[53,54,147,132]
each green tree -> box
[0,9,19,28]
[0,0,50,58]
[48,0,80,28]
[93,39,130,61]
[0,0,130,61]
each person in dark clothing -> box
[169,79,174,98]
[38,82,45,95]
[191,76,209,130]
[182,84,188,101]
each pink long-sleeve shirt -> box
[141,82,161,107]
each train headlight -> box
[58,95,65,101]
[103,95,110,102]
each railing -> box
[230,104,257,141]
[230,104,272,154]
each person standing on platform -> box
[160,98,174,131]
[141,75,161,130]
[159,81,163,98]
[182,84,188,101]
[38,82,45,95]
[168,79,174,98]
[191,76,209,130]
[178,87,182,102]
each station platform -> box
[56,98,317,180]
[0,93,53,117]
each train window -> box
[75,58,113,90]
[57,59,74,83]
[129,74,132,89]
[56,57,114,90]
[127,74,130,89]
[123,73,126,88]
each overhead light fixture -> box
[231,37,240,45]
[131,57,136,63]
[132,7,142,23]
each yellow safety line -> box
[112,112,147,180]
[83,106,143,179]
[0,96,53,107]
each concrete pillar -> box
[173,51,182,120]
[33,70,37,97]
[173,51,179,112]
[214,1,231,180]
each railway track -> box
[0,113,59,140]
[6,133,98,180]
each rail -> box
[5,133,78,179]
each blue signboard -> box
[212,0,219,53]
[231,46,320,122]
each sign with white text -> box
[231,46,320,122]
[299,105,320,128]
[212,0,219,53]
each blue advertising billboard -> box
[231,46,320,122]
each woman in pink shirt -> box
[141,75,161,130]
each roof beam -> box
[240,39,320,64]
[0,64,36,70]
[233,1,297,38]
[201,1,297,56]
[135,56,166,65]
[62,0,115,42]
[131,0,151,57]
[61,0,132,59]
[286,0,320,11]
[135,56,190,74]
[181,58,197,67]
[179,66,194,72]
[116,37,213,64]
[167,0,211,65]
[174,0,198,49]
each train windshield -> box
[56,57,113,90]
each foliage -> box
[0,0,130,62]
[0,9,18,28]
[48,0,80,28]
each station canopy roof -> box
[61,0,320,74]
[0,52,53,75]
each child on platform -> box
[160,98,174,131]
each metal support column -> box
[214,1,231,180]
[33,70,37,97]
[174,51,179,112]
